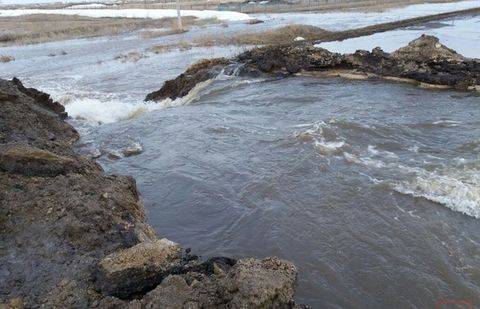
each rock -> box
[145,58,230,101]
[140,275,197,308]
[95,239,182,299]
[0,78,78,152]
[245,18,264,24]
[0,78,156,306]
[226,257,297,308]
[11,77,67,118]
[391,34,465,63]
[0,145,81,176]
[294,36,305,42]
[0,298,24,309]
[122,143,143,157]
[140,257,298,308]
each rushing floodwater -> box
[2,13,480,308]
[74,76,480,308]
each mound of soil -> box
[0,78,301,308]
[146,35,480,102]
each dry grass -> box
[139,28,187,39]
[0,55,15,63]
[0,14,219,46]
[230,24,331,45]
[138,17,224,39]
[193,24,331,47]
[144,24,330,54]
[147,41,193,54]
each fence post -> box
[176,0,183,31]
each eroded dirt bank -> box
[145,35,480,101]
[0,78,301,308]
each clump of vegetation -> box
[0,55,15,63]
[139,28,187,39]
[48,50,68,57]
[147,42,193,54]
[0,33,16,43]
[114,51,148,63]
[194,24,331,46]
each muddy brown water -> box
[75,76,480,308]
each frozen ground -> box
[317,15,480,58]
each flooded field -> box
[2,5,480,307]
[317,15,480,57]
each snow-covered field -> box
[316,15,480,58]
[254,0,480,30]
[0,8,252,21]
[1,0,479,26]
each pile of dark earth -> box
[145,35,480,102]
[0,78,303,308]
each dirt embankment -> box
[0,78,302,308]
[145,35,480,102]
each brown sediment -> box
[145,35,480,102]
[0,78,301,307]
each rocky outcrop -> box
[145,58,230,102]
[94,239,182,299]
[145,35,480,102]
[136,257,299,308]
[0,78,301,308]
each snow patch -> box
[0,8,252,21]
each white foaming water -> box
[367,145,399,159]
[344,150,480,218]
[52,79,215,125]
[294,121,347,156]
[394,165,480,218]
[64,98,162,124]
[314,140,346,156]
[431,120,463,127]
[56,74,264,125]
[295,118,480,218]
[155,79,214,109]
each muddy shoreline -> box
[0,79,301,307]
